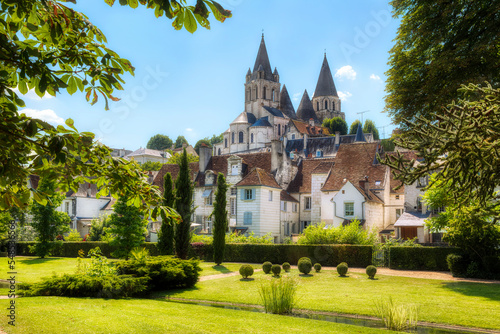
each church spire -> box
[251,34,274,81]
[279,85,296,119]
[296,90,319,124]
[314,54,338,97]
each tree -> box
[29,177,70,258]
[174,148,194,259]
[175,135,189,149]
[362,119,379,140]
[194,139,212,154]
[147,134,173,151]
[385,0,500,128]
[0,1,230,220]
[140,161,164,171]
[349,120,362,134]
[168,152,199,165]
[322,117,348,135]
[212,173,228,265]
[108,194,148,259]
[88,215,112,241]
[209,133,224,146]
[157,173,175,255]
[380,138,395,152]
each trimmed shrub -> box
[366,265,377,279]
[298,257,312,275]
[447,253,468,277]
[389,246,460,271]
[282,262,291,272]
[239,264,254,279]
[271,264,281,276]
[18,274,148,298]
[314,263,322,272]
[262,261,273,274]
[115,256,201,290]
[337,262,348,276]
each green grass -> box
[198,262,260,276]
[159,269,500,330]
[0,297,399,334]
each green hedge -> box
[388,246,460,271]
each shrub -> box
[259,276,297,314]
[271,264,281,276]
[262,261,273,274]
[366,265,377,279]
[446,253,468,277]
[298,257,312,275]
[76,247,116,277]
[297,221,377,245]
[18,274,148,298]
[282,262,291,272]
[129,247,150,264]
[116,256,201,290]
[239,264,254,279]
[373,297,418,331]
[314,263,322,272]
[337,262,348,276]
[65,229,83,241]
[389,246,459,271]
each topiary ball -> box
[282,262,291,272]
[298,257,311,264]
[298,259,312,275]
[337,262,348,277]
[271,264,281,276]
[239,264,254,279]
[366,265,377,279]
[262,261,273,274]
[314,263,322,272]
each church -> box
[213,35,346,157]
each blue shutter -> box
[252,189,255,200]
[244,212,252,225]
[241,189,245,200]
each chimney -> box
[271,140,282,172]
[358,176,369,194]
[199,144,212,173]
[309,118,315,127]
[335,131,340,146]
[303,133,308,156]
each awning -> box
[201,189,212,198]
[394,212,430,227]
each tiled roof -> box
[290,119,330,136]
[125,147,169,159]
[287,158,335,193]
[322,142,386,191]
[353,184,384,204]
[312,161,334,174]
[280,190,299,203]
[172,145,198,157]
[235,167,280,188]
[238,152,272,172]
[153,162,200,193]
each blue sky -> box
[21,0,400,150]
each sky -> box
[21,0,400,150]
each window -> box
[225,138,228,148]
[254,87,258,99]
[230,198,236,215]
[269,190,273,201]
[417,176,428,187]
[344,202,354,216]
[272,89,275,101]
[231,164,238,175]
[431,206,445,215]
[251,133,254,143]
[243,189,254,200]
[316,101,319,110]
[375,181,381,186]
[290,152,294,159]
[304,196,311,210]
[262,87,266,99]
[243,212,252,225]
[231,132,235,144]
[65,202,69,214]
[395,195,400,200]
[285,222,290,236]
[324,100,328,109]
[342,190,345,194]
[291,134,296,140]
[316,150,322,157]
[278,124,281,136]
[202,189,213,205]
[396,208,402,219]
[231,187,237,196]
[293,203,298,212]
[218,148,221,155]
[238,131,243,143]
[281,201,287,211]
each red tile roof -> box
[287,158,335,193]
[153,162,200,193]
[280,190,299,203]
[290,119,330,136]
[235,167,280,188]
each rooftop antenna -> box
[377,124,390,139]
[356,110,369,124]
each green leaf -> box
[183,9,197,33]
[65,118,77,130]
[104,0,116,5]
[18,80,28,94]
[128,0,139,8]
[67,77,77,95]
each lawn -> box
[158,269,500,330]
[0,297,399,334]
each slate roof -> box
[125,148,169,159]
[231,112,257,125]
[296,90,320,125]
[394,212,430,227]
[355,123,366,142]
[279,85,297,119]
[285,137,338,158]
[287,158,335,193]
[289,119,329,136]
[314,54,338,98]
[235,167,280,188]
[280,190,299,203]
[322,142,386,191]
[153,162,200,193]
[262,106,284,118]
[251,35,275,81]
[251,116,273,127]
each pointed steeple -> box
[296,90,319,124]
[251,34,274,81]
[279,85,296,119]
[314,54,338,97]
[246,68,251,76]
[355,123,366,142]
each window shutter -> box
[241,189,245,200]
[252,189,255,199]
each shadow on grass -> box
[150,285,201,299]
[442,281,500,302]
[239,278,255,282]
[18,258,61,265]
[211,265,232,274]
[299,273,314,278]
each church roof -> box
[262,106,284,118]
[231,111,257,125]
[296,90,320,124]
[355,123,366,142]
[251,35,275,81]
[251,116,272,127]
[279,85,296,119]
[314,54,338,98]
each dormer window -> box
[375,181,381,186]
[290,152,294,159]
[316,150,322,157]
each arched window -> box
[262,87,266,100]
[316,101,319,110]
[278,124,281,136]
[324,100,328,109]
[231,132,235,144]
[246,89,249,101]
[218,148,221,155]
[225,138,228,148]
[272,89,275,101]
[254,87,258,99]
[251,133,254,143]
[238,131,244,143]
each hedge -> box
[388,246,460,271]
[16,242,373,267]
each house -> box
[124,147,171,164]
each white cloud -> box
[185,128,193,132]
[12,87,54,100]
[337,91,352,101]
[370,74,381,81]
[292,93,301,102]
[335,66,357,80]
[20,108,64,125]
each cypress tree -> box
[157,172,175,255]
[212,173,228,265]
[174,148,194,259]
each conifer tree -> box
[174,148,194,259]
[157,172,175,255]
[212,173,228,265]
